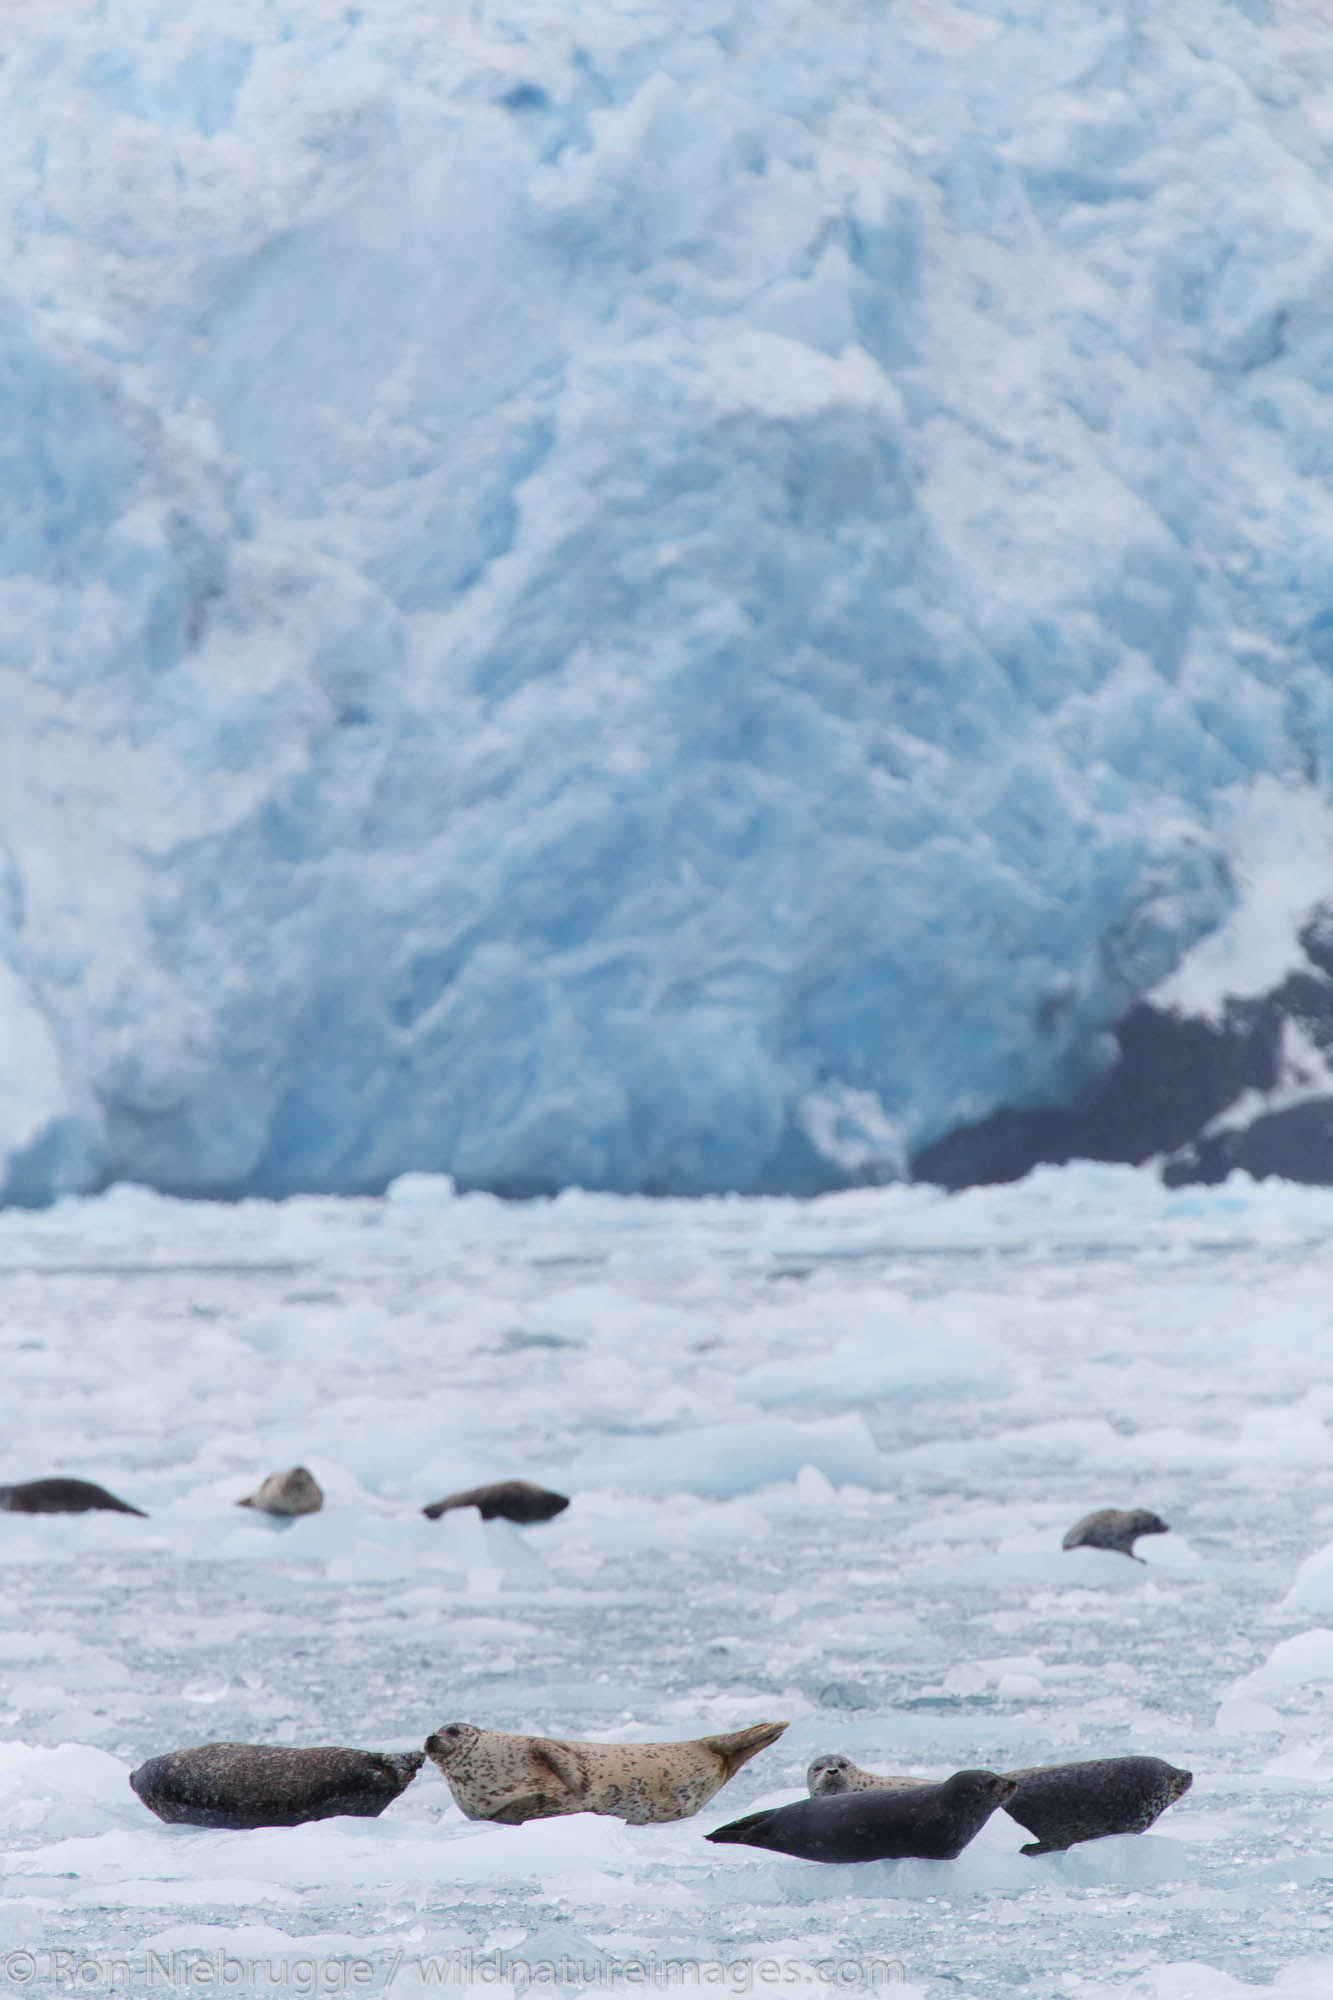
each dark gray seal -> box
[0,1477,147,1517]
[130,1743,424,1829]
[1004,1756,1192,1853]
[1062,1508,1168,1560]
[706,1770,1017,1862]
[422,1480,568,1524]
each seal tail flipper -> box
[110,1497,149,1516]
[704,1721,789,1779]
[421,1498,453,1520]
[705,1807,779,1847]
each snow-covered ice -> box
[9,1,1333,1200]
[2,1164,1333,1995]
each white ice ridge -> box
[6,0,1333,1199]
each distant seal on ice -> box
[236,1467,324,1517]
[707,1770,1017,1862]
[130,1742,424,1829]
[807,1754,918,1796]
[422,1480,568,1524]
[1003,1756,1192,1853]
[1062,1508,1169,1560]
[424,1720,786,1825]
[0,1477,146,1517]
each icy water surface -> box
[3,1166,1333,1998]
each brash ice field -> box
[2,1166,1333,1997]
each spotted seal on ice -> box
[424,1720,786,1824]
[236,1467,324,1516]
[707,1769,1017,1862]
[422,1480,568,1524]
[0,1477,146,1517]
[130,1742,424,1828]
[1062,1508,1169,1560]
[1003,1755,1192,1853]
[807,1754,919,1796]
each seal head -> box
[707,1769,1017,1863]
[806,1755,919,1797]
[1062,1508,1169,1561]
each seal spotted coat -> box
[424,1720,786,1824]
[130,1743,424,1828]
[1003,1756,1192,1853]
[708,1770,1017,1862]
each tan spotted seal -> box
[807,1752,1192,1853]
[130,1742,424,1828]
[236,1467,324,1517]
[807,1753,919,1796]
[708,1770,1017,1862]
[422,1480,568,1524]
[1062,1508,1169,1560]
[0,1477,147,1517]
[424,1719,787,1824]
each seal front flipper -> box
[530,1740,586,1797]
[485,1788,558,1825]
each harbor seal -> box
[1062,1508,1169,1560]
[237,1467,324,1517]
[1003,1756,1192,1853]
[707,1770,1017,1862]
[0,1477,146,1517]
[424,1719,787,1825]
[130,1743,424,1829]
[422,1480,568,1524]
[807,1754,919,1796]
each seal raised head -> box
[0,1477,146,1517]
[1062,1508,1169,1561]
[424,1719,786,1825]
[807,1754,920,1797]
[708,1769,1017,1863]
[236,1467,324,1517]
[130,1742,424,1829]
[422,1480,568,1525]
[1003,1755,1192,1854]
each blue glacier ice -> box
[5,0,1333,1200]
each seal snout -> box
[1171,1768,1193,1799]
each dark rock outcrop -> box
[911,900,1333,1190]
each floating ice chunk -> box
[1281,1541,1333,1615]
[560,1415,889,1497]
[1234,1629,1333,1693]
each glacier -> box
[7,0,1333,1200]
